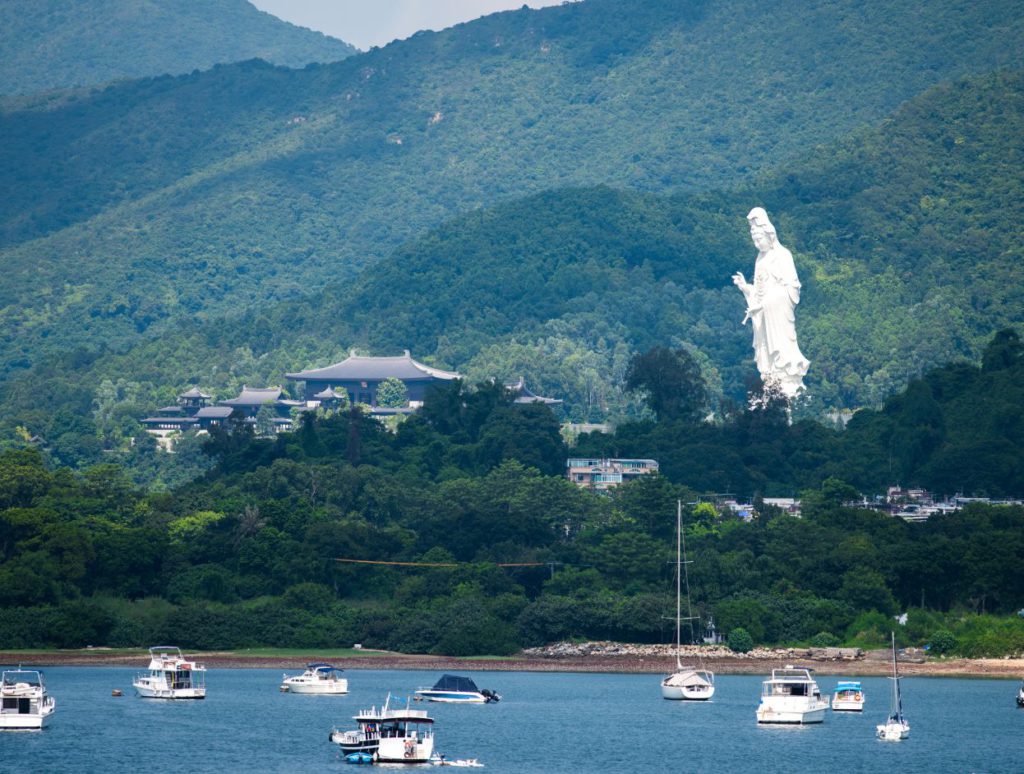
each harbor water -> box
[0,667,1018,772]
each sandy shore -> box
[2,650,1022,678]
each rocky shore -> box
[2,642,1022,678]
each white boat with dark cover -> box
[415,674,499,703]
[876,632,910,741]
[756,666,829,724]
[331,694,435,762]
[661,500,715,701]
[0,669,55,729]
[832,681,865,712]
[133,646,206,699]
[280,663,348,694]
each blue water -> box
[0,666,1019,772]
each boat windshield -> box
[430,674,479,693]
[2,671,42,687]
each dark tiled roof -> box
[286,350,460,382]
[196,406,234,419]
[506,376,563,405]
[179,387,211,399]
[219,386,284,406]
[141,416,197,425]
[157,405,184,414]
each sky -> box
[249,1,568,51]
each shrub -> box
[929,629,956,656]
[728,627,754,653]
[809,631,841,648]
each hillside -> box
[1,0,1021,378]
[2,69,1022,472]
[0,0,356,95]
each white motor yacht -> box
[832,681,865,711]
[280,663,348,694]
[0,669,55,729]
[756,666,829,724]
[331,694,435,763]
[133,646,206,699]
[876,632,910,741]
[661,500,715,701]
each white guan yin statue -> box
[731,208,809,399]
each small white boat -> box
[1016,680,1024,708]
[331,694,435,763]
[832,681,865,711]
[280,663,348,694]
[415,674,499,703]
[133,646,206,699]
[756,666,829,724]
[876,632,910,741]
[661,500,715,701]
[0,669,55,729]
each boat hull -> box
[832,699,864,712]
[376,736,434,763]
[0,711,53,730]
[282,680,348,695]
[876,721,910,740]
[661,683,715,701]
[414,690,486,703]
[756,705,828,724]
[133,683,205,699]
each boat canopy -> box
[308,663,342,672]
[430,674,480,693]
[836,681,862,691]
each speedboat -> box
[133,646,206,699]
[280,663,348,694]
[756,666,829,724]
[415,674,499,703]
[0,669,55,729]
[1016,681,1024,708]
[832,681,865,711]
[661,499,715,701]
[876,632,909,741]
[331,694,435,763]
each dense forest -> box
[1,0,1020,385]
[0,0,356,95]
[2,69,1022,477]
[2,334,1023,657]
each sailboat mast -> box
[680,500,697,648]
[675,499,682,670]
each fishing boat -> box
[756,666,829,724]
[331,694,435,763]
[415,674,499,703]
[1017,681,1024,708]
[280,663,348,694]
[832,681,865,712]
[661,499,714,701]
[876,632,910,741]
[0,669,56,729]
[133,646,206,699]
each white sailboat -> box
[876,632,910,741]
[661,500,715,701]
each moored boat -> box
[876,632,910,741]
[0,669,55,729]
[1016,681,1024,708]
[331,694,435,763]
[756,666,829,724]
[415,674,499,703]
[661,499,715,701]
[280,663,348,694]
[832,681,865,712]
[133,646,206,699]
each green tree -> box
[625,347,707,423]
[727,627,754,653]
[376,377,409,408]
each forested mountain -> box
[3,68,1020,470]
[0,0,356,95]
[1,0,1021,381]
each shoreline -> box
[2,650,1022,678]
